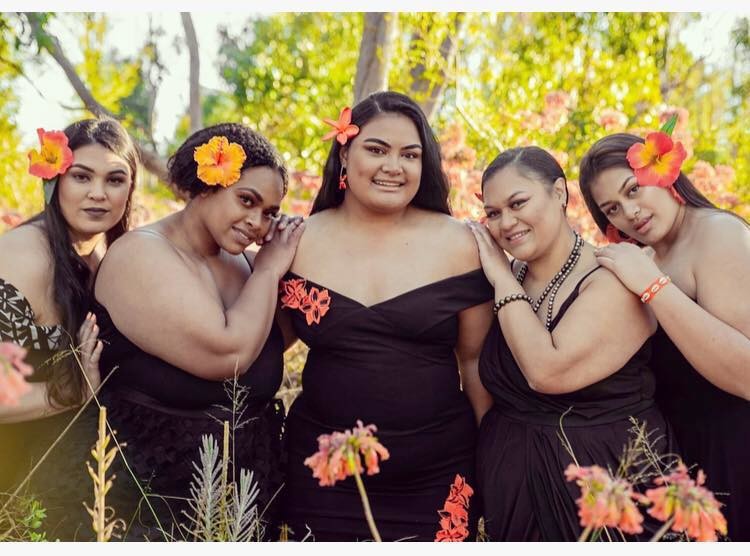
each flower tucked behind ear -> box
[322,107,360,146]
[625,114,686,204]
[194,136,247,187]
[28,128,74,180]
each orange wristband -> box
[640,275,671,303]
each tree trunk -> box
[181,12,202,133]
[354,13,398,103]
[25,13,170,185]
[409,13,466,121]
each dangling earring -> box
[339,166,348,190]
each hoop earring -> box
[339,166,348,190]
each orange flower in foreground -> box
[565,464,645,535]
[193,136,247,187]
[626,132,687,201]
[304,420,390,487]
[0,342,33,406]
[644,463,727,542]
[27,128,74,180]
[435,474,474,542]
[322,107,360,146]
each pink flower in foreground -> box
[0,342,33,406]
[644,463,727,542]
[304,420,390,487]
[565,464,645,535]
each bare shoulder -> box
[692,210,750,255]
[416,211,481,271]
[96,227,188,298]
[581,264,640,305]
[0,223,52,287]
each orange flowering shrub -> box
[565,464,645,537]
[304,420,390,487]
[643,463,727,542]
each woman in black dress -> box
[578,132,750,541]
[279,92,494,541]
[466,146,676,541]
[92,123,304,540]
[0,118,137,539]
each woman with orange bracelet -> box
[578,126,750,540]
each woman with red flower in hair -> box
[578,129,750,540]
[0,118,138,538]
[91,123,303,539]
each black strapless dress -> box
[91,292,286,541]
[477,268,677,541]
[652,325,750,541]
[279,269,493,541]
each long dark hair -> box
[578,133,722,236]
[482,146,569,208]
[311,91,451,215]
[27,118,139,407]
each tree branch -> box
[24,12,169,184]
[354,13,398,103]
[409,13,466,122]
[181,12,202,133]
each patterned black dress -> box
[652,325,750,541]
[477,268,677,541]
[279,269,493,541]
[0,277,98,541]
[90,263,286,541]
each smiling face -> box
[339,112,422,214]
[56,143,133,240]
[201,165,285,254]
[590,166,683,245]
[482,164,567,262]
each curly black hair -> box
[168,123,288,197]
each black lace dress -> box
[477,268,678,541]
[0,277,98,541]
[91,283,286,541]
[279,269,493,541]
[652,325,750,541]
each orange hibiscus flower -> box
[626,132,687,203]
[193,136,246,187]
[322,107,360,146]
[27,128,74,180]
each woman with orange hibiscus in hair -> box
[0,119,137,538]
[465,146,677,541]
[91,123,303,540]
[279,92,493,541]
[578,121,750,540]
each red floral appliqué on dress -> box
[434,474,474,542]
[279,278,331,326]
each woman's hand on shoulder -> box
[464,220,513,288]
[594,242,663,295]
[253,216,305,278]
[76,312,102,395]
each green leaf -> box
[659,113,678,135]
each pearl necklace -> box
[515,232,583,330]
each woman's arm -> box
[468,222,654,395]
[96,220,305,380]
[596,217,750,400]
[455,301,494,425]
